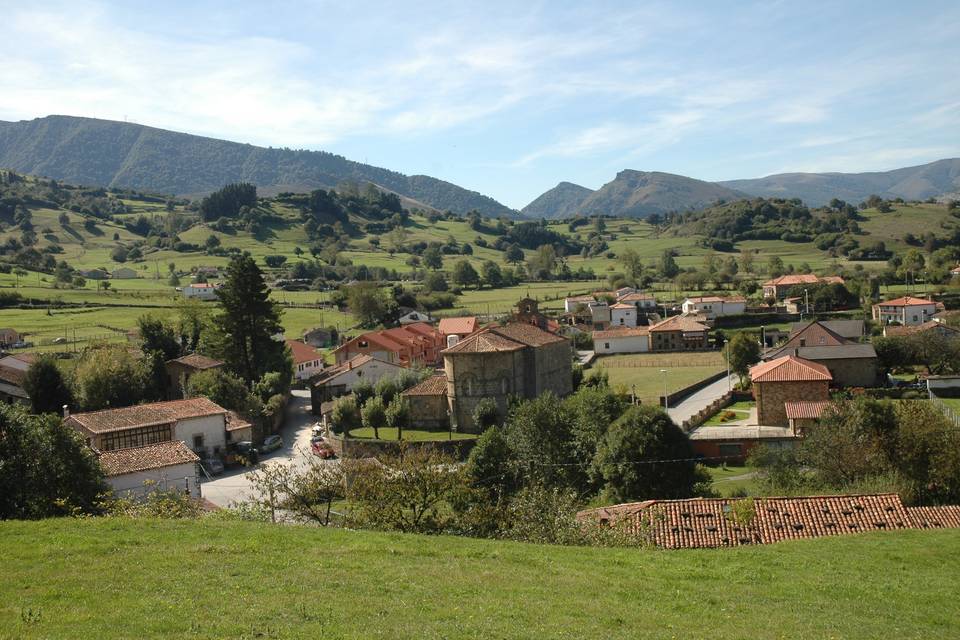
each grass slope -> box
[1,518,958,639]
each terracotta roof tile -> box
[66,398,227,434]
[0,364,25,386]
[750,355,832,383]
[884,320,959,337]
[907,505,960,529]
[98,441,199,476]
[285,339,324,365]
[402,375,448,396]
[784,400,834,420]
[442,322,566,354]
[593,327,650,340]
[874,296,936,307]
[438,317,479,336]
[649,315,710,333]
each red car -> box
[310,437,336,459]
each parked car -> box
[311,437,336,459]
[201,458,224,476]
[52,337,67,344]
[224,441,259,466]
[261,435,283,453]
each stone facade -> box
[817,357,878,388]
[755,380,829,428]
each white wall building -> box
[98,441,200,499]
[681,296,747,320]
[564,295,596,313]
[610,303,638,327]
[182,283,220,300]
[872,296,940,326]
[286,339,325,381]
[593,328,650,354]
[311,355,406,406]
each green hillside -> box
[1,518,958,639]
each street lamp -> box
[660,369,669,410]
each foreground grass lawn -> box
[2,518,959,639]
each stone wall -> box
[446,349,524,433]
[407,393,450,430]
[328,433,476,460]
[755,380,829,427]
[816,357,878,388]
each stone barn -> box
[750,355,832,428]
[442,323,572,433]
[402,375,449,430]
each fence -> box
[929,394,960,428]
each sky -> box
[1,0,959,209]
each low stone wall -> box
[681,390,753,432]
[660,370,730,408]
[328,433,477,460]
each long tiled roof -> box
[784,400,834,420]
[438,317,479,336]
[593,327,649,340]
[0,364,25,386]
[750,355,832,383]
[167,353,224,370]
[98,441,199,476]
[402,375,448,396]
[66,397,227,434]
[443,322,566,354]
[649,315,709,333]
[766,343,877,362]
[884,320,960,337]
[285,339,323,365]
[580,493,915,549]
[907,505,960,529]
[684,296,746,304]
[874,296,936,307]
[789,319,864,339]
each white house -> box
[590,301,611,328]
[617,292,658,311]
[593,327,650,355]
[871,296,941,326]
[65,397,231,459]
[681,296,747,320]
[399,310,434,325]
[98,441,200,499]
[610,303,638,327]
[0,365,29,405]
[182,283,220,300]
[564,295,596,313]
[311,354,406,408]
[286,339,325,381]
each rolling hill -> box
[720,158,960,206]
[520,181,594,219]
[0,115,517,218]
[575,170,747,219]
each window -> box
[799,339,806,346]
[193,434,204,450]
[604,342,610,349]
[99,423,172,451]
[718,443,743,458]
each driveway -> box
[666,373,737,426]
[200,389,319,507]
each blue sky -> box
[1,1,959,208]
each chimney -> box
[62,404,70,418]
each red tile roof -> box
[580,493,915,549]
[907,505,960,529]
[875,296,936,307]
[225,410,253,432]
[285,339,324,365]
[167,353,224,370]
[98,441,199,476]
[66,398,227,434]
[750,355,832,383]
[438,317,479,336]
[610,303,635,309]
[402,375,448,396]
[593,327,650,340]
[618,292,656,302]
[649,315,710,333]
[784,400,834,420]
[0,364,25,386]
[443,322,567,354]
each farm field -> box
[592,352,726,405]
[2,517,959,639]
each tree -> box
[361,395,386,439]
[58,211,70,226]
[206,253,288,386]
[767,255,785,278]
[619,248,643,284]
[504,243,524,265]
[345,281,394,328]
[738,248,755,274]
[724,332,761,386]
[423,247,443,270]
[481,260,503,289]
[385,396,410,440]
[264,255,287,268]
[528,244,557,280]
[0,403,107,519]
[465,426,518,500]
[72,346,148,411]
[186,369,263,427]
[23,356,73,415]
[659,250,680,279]
[472,397,500,432]
[592,405,706,502]
[330,395,360,435]
[422,271,448,293]
[452,260,480,289]
[248,456,345,525]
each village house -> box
[648,315,710,351]
[182,282,221,300]
[0,352,35,371]
[311,354,405,410]
[0,328,21,347]
[883,320,960,339]
[225,410,254,444]
[98,441,200,499]
[398,309,434,325]
[65,397,232,459]
[442,323,572,432]
[577,493,960,549]
[764,321,878,387]
[762,274,844,300]
[788,319,864,341]
[610,302,638,327]
[617,292,658,311]
[564,294,596,313]
[165,353,224,399]
[79,268,109,280]
[303,326,337,348]
[872,296,941,326]
[438,316,480,347]
[402,375,449,430]
[511,298,559,333]
[111,267,138,279]
[750,355,832,428]
[590,301,611,329]
[333,322,443,366]
[0,364,28,405]
[592,327,649,355]
[784,400,835,434]
[286,339,325,381]
[681,296,747,320]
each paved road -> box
[201,389,318,507]
[666,373,737,426]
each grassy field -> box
[702,400,755,426]
[592,352,726,405]
[1,518,959,639]
[704,464,760,496]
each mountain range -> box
[0,115,957,220]
[0,115,516,218]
